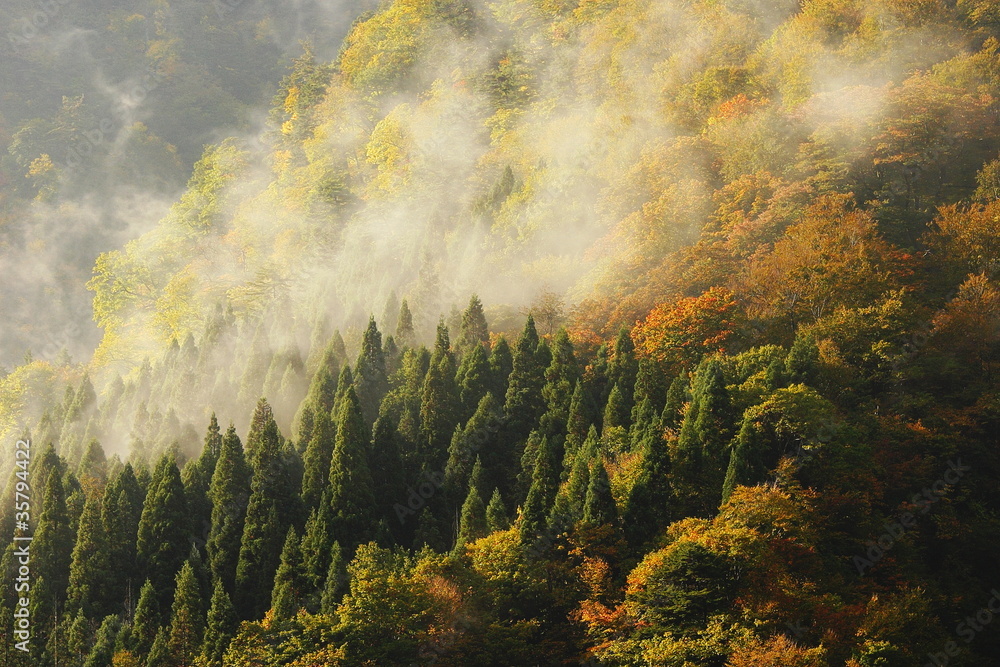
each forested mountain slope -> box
[2,0,1000,664]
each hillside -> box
[2,0,1000,665]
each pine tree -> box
[396,299,415,349]
[602,383,630,434]
[132,579,160,656]
[549,432,594,530]
[519,435,560,547]
[563,380,596,471]
[454,484,487,552]
[235,444,284,619]
[146,626,170,667]
[327,387,376,550]
[182,414,224,548]
[662,372,689,431]
[606,327,638,413]
[319,541,346,615]
[76,438,107,485]
[66,489,110,618]
[624,418,672,547]
[418,322,459,470]
[485,488,509,532]
[444,393,499,504]
[167,561,204,665]
[206,426,250,594]
[487,336,514,401]
[674,358,733,515]
[456,295,489,355]
[503,315,546,449]
[299,507,332,602]
[136,454,190,610]
[270,527,304,623]
[295,333,341,445]
[354,316,389,427]
[200,580,236,667]
[244,398,281,473]
[369,414,404,530]
[300,409,334,512]
[456,342,492,420]
[83,614,119,667]
[31,469,74,633]
[540,328,579,437]
[582,458,618,528]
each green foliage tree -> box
[136,454,190,610]
[201,579,237,667]
[167,561,205,666]
[327,386,376,551]
[207,425,250,595]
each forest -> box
[2,0,1000,665]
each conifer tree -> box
[549,432,594,529]
[563,380,596,469]
[454,484,487,552]
[295,333,342,445]
[333,364,354,418]
[418,322,459,469]
[132,579,160,656]
[456,342,492,420]
[206,426,250,594]
[487,336,514,401]
[167,560,204,667]
[486,488,509,532]
[503,315,546,448]
[271,527,304,623]
[444,393,499,503]
[146,626,171,667]
[602,383,630,434]
[31,470,74,631]
[606,327,638,412]
[662,372,689,431]
[327,387,376,550]
[76,438,107,485]
[244,398,281,473]
[623,418,672,547]
[519,435,560,547]
[582,458,618,528]
[396,299,415,349]
[136,454,190,610]
[299,507,332,600]
[200,580,237,667]
[182,414,224,546]
[370,414,404,529]
[540,328,579,438]
[354,316,389,427]
[300,409,334,512]
[674,358,733,514]
[456,294,489,355]
[83,614,119,667]
[66,489,110,618]
[319,541,346,615]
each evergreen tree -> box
[456,342,492,420]
[456,294,489,355]
[623,418,672,547]
[503,315,545,443]
[102,464,144,604]
[674,358,733,515]
[182,414,224,547]
[300,409,334,512]
[444,393,499,504]
[66,489,110,619]
[487,336,514,401]
[76,438,107,485]
[549,432,594,530]
[369,414,404,529]
[485,488,509,532]
[31,469,74,633]
[146,626,170,667]
[167,562,205,666]
[206,426,250,595]
[327,387,376,550]
[519,435,560,547]
[299,507,332,602]
[136,454,190,610]
[319,541,346,615]
[540,329,579,437]
[354,316,389,427]
[582,458,618,528]
[602,383,630,435]
[454,484,487,552]
[295,334,341,445]
[396,299,415,349]
[83,614,119,667]
[662,372,689,431]
[270,528,304,622]
[132,579,160,656]
[200,580,236,667]
[244,398,281,473]
[418,322,459,469]
[606,327,638,412]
